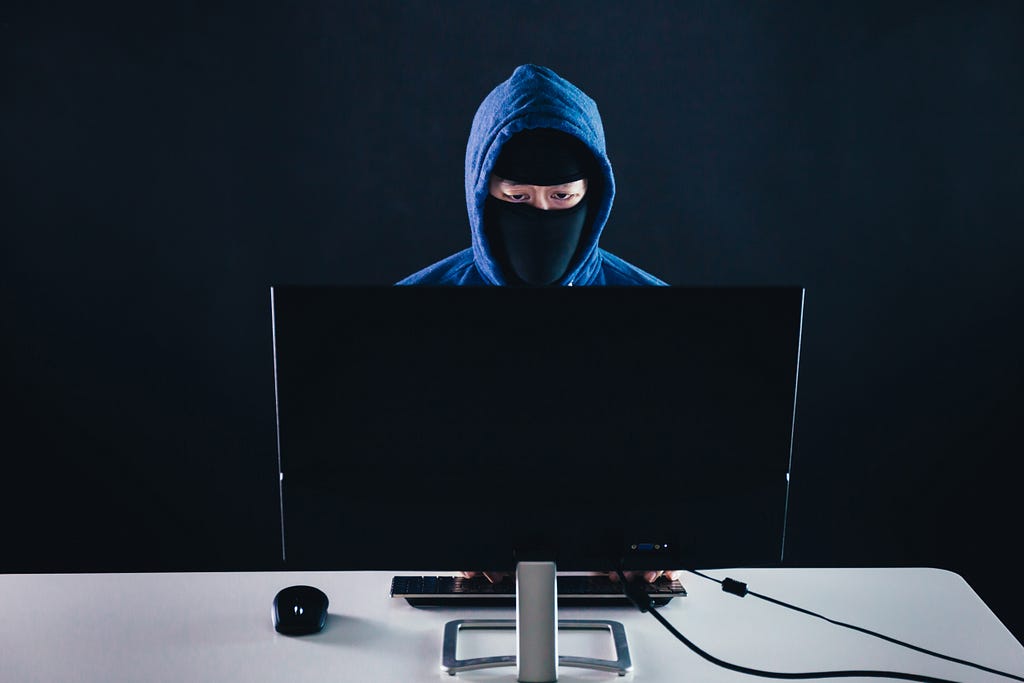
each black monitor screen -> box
[270,285,804,573]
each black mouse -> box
[273,585,329,635]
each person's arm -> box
[459,570,681,584]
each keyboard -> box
[390,574,686,607]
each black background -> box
[3,1,1022,639]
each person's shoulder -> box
[594,250,668,286]
[395,249,485,285]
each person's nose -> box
[531,195,555,210]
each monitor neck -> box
[515,560,558,682]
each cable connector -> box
[614,568,654,612]
[721,578,748,597]
[624,580,655,612]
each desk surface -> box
[1,567,1021,682]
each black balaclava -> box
[485,128,593,286]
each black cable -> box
[613,567,1016,683]
[645,603,962,682]
[689,569,1024,683]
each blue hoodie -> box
[396,64,667,286]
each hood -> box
[466,64,614,285]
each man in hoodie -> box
[397,63,666,287]
[398,65,676,586]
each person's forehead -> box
[496,177,583,188]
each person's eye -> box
[504,193,529,201]
[552,192,576,201]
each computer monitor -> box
[270,285,804,575]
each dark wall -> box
[4,1,1022,638]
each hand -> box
[459,570,511,583]
[609,569,681,583]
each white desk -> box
[1,568,1021,682]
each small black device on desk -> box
[273,585,329,635]
[390,574,686,607]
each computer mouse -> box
[273,585,329,635]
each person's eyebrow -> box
[498,179,577,188]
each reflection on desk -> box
[0,567,1021,682]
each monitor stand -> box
[441,561,633,681]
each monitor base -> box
[440,618,632,677]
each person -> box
[400,64,677,586]
[396,63,667,287]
